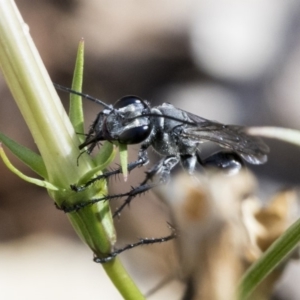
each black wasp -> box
[80,95,269,174]
[55,84,269,215]
[55,84,269,262]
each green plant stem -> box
[0,0,90,187]
[103,260,146,300]
[0,1,144,299]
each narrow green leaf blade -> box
[0,144,58,190]
[69,39,85,138]
[118,143,128,181]
[238,218,300,299]
[0,132,47,178]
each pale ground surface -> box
[0,233,183,300]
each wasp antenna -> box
[53,83,113,110]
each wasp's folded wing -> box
[182,114,269,164]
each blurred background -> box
[1,0,300,299]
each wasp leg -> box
[112,183,156,218]
[57,180,156,214]
[58,164,158,214]
[113,156,180,217]
[93,226,177,263]
[71,147,150,192]
[58,166,152,214]
[57,192,127,213]
[180,154,197,174]
[70,160,143,192]
[60,156,178,214]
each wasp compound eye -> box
[112,95,152,144]
[114,95,144,109]
[118,124,152,144]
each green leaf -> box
[0,132,47,178]
[118,143,128,181]
[78,142,117,185]
[238,217,300,299]
[0,144,58,190]
[93,141,116,167]
[69,39,85,139]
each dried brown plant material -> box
[157,170,299,300]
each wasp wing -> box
[181,111,269,164]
